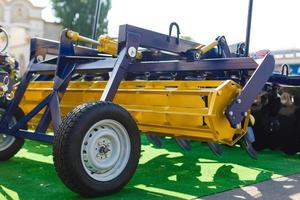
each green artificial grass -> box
[0,136,300,200]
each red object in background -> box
[254,49,271,59]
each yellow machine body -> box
[20,80,249,146]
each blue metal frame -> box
[0,24,275,143]
[269,74,300,86]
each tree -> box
[52,0,111,38]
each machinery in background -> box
[0,26,18,100]
[252,62,300,155]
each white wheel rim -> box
[0,108,16,151]
[81,119,131,182]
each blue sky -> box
[31,0,300,51]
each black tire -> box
[53,101,141,197]
[0,103,26,161]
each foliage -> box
[51,0,111,38]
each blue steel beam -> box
[9,130,53,143]
[128,57,258,72]
[9,94,52,133]
[269,75,300,86]
[118,24,201,54]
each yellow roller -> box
[20,80,249,145]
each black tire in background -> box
[53,101,141,197]
[0,103,26,161]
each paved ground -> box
[199,173,300,200]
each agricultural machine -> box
[0,1,299,198]
[0,26,17,101]
[252,62,300,155]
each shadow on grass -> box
[0,137,299,200]
[22,140,53,156]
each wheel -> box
[53,101,141,197]
[0,103,26,161]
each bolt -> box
[36,55,44,62]
[2,85,8,92]
[195,52,200,60]
[99,146,106,154]
[128,47,137,58]
[228,111,234,116]
[68,32,74,37]
[236,99,242,104]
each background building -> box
[0,0,62,75]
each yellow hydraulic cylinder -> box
[66,30,142,58]
[20,80,249,145]
[195,40,218,55]
[97,35,118,56]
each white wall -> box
[0,0,62,75]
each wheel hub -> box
[82,129,121,174]
[97,137,111,158]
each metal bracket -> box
[100,31,141,101]
[225,53,275,127]
[217,36,231,58]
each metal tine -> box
[207,142,224,156]
[240,138,257,159]
[175,138,192,151]
[240,127,257,159]
[146,134,163,147]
